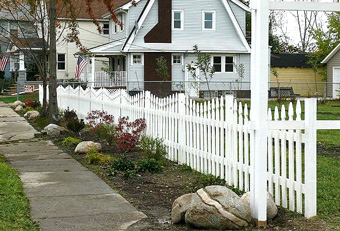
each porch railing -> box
[94,71,127,87]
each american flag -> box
[0,56,9,72]
[74,56,88,80]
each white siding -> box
[127,53,144,91]
[56,20,109,80]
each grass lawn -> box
[0,155,39,230]
[0,92,39,104]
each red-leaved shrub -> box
[85,110,115,128]
[114,117,146,152]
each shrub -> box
[62,108,84,133]
[66,118,85,133]
[63,107,78,121]
[110,158,136,172]
[114,117,146,152]
[93,123,116,145]
[137,158,163,173]
[35,117,48,130]
[85,110,114,128]
[61,137,81,146]
[140,136,167,161]
[22,106,34,114]
[24,100,41,109]
[85,148,113,165]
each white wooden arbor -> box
[250,0,340,227]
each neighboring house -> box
[270,53,324,97]
[87,0,251,96]
[54,0,110,80]
[0,16,39,79]
[321,43,340,98]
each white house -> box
[85,0,251,97]
[54,0,110,80]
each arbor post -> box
[250,0,270,226]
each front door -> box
[333,67,340,98]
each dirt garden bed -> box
[20,105,331,231]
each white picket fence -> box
[39,85,317,218]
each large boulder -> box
[14,105,23,112]
[24,110,40,119]
[172,185,251,230]
[75,141,101,154]
[42,124,61,136]
[171,193,194,224]
[241,192,278,220]
[13,101,24,107]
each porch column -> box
[19,52,25,71]
[91,56,95,87]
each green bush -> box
[93,123,116,144]
[66,118,85,133]
[137,158,163,173]
[140,136,167,161]
[110,158,136,172]
[61,137,81,146]
[85,149,113,165]
[35,117,48,130]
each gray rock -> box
[14,105,24,112]
[24,110,40,119]
[13,100,24,107]
[43,124,61,136]
[241,192,278,220]
[171,193,193,224]
[185,186,251,230]
[75,141,101,154]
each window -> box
[57,54,65,70]
[213,56,221,72]
[212,55,235,73]
[172,55,182,65]
[132,54,143,65]
[114,14,125,33]
[203,11,215,30]
[103,23,109,35]
[173,11,183,30]
[225,56,234,72]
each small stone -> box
[75,141,101,154]
[14,105,23,112]
[42,124,61,136]
[13,101,23,107]
[24,110,40,119]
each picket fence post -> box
[144,91,151,136]
[178,93,186,164]
[304,98,317,218]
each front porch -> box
[93,71,127,88]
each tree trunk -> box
[48,0,60,124]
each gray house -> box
[321,43,340,98]
[87,0,251,97]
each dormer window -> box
[114,14,125,33]
[172,10,183,30]
[103,23,109,35]
[203,11,216,30]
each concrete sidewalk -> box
[0,102,146,231]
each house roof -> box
[47,0,127,19]
[10,37,47,50]
[321,43,340,64]
[271,53,311,68]
[122,0,251,52]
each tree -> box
[0,0,120,123]
[186,45,215,99]
[308,12,340,78]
